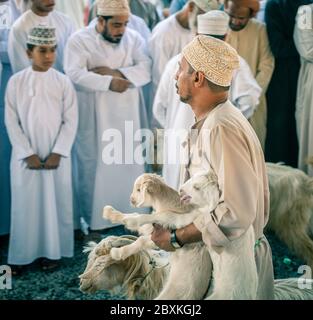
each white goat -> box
[79,235,313,300]
[103,171,258,300]
[267,163,313,269]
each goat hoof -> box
[103,206,122,222]
[103,206,114,218]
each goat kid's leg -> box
[110,236,155,260]
[103,206,142,225]
[123,211,200,230]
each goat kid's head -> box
[130,174,166,208]
[180,170,220,209]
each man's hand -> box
[151,224,175,252]
[25,154,43,170]
[44,153,61,170]
[109,77,131,93]
[90,66,126,79]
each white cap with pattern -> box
[182,35,240,87]
[192,0,220,12]
[97,0,130,16]
[197,10,230,36]
[27,25,57,46]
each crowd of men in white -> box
[0,0,313,275]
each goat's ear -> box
[144,178,161,195]
[111,238,133,248]
[80,255,115,279]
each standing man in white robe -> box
[0,0,13,236]
[294,4,313,176]
[153,10,261,189]
[64,0,151,231]
[8,0,75,74]
[151,35,275,299]
[5,25,78,271]
[148,0,220,105]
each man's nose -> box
[231,18,241,25]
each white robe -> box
[55,0,86,30]
[0,3,13,235]
[5,67,78,265]
[64,26,151,230]
[148,14,194,98]
[294,4,313,176]
[8,9,75,74]
[153,54,261,190]
[88,16,151,128]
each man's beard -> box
[101,28,123,43]
[229,23,247,32]
[176,84,192,103]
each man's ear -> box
[97,16,106,29]
[26,49,32,60]
[187,1,195,12]
[193,71,206,88]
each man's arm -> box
[64,35,113,92]
[151,223,202,251]
[117,33,151,88]
[255,24,275,93]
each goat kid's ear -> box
[144,179,160,194]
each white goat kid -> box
[104,173,211,300]
[103,171,258,300]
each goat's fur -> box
[102,171,258,300]
[267,163,313,269]
[79,235,168,300]
[80,235,313,300]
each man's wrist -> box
[170,229,183,249]
[175,228,185,247]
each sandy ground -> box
[0,227,305,300]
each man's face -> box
[31,0,55,13]
[27,45,56,72]
[175,57,194,104]
[99,15,129,44]
[224,2,251,32]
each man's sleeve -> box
[63,35,112,92]
[117,34,151,88]
[255,25,275,92]
[194,125,259,251]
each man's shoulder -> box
[11,10,31,30]
[68,26,93,44]
[125,27,143,40]
[151,15,175,37]
[51,10,74,27]
[248,18,266,32]
[202,101,246,130]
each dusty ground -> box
[0,227,305,300]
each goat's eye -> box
[137,188,140,192]
[193,185,200,190]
